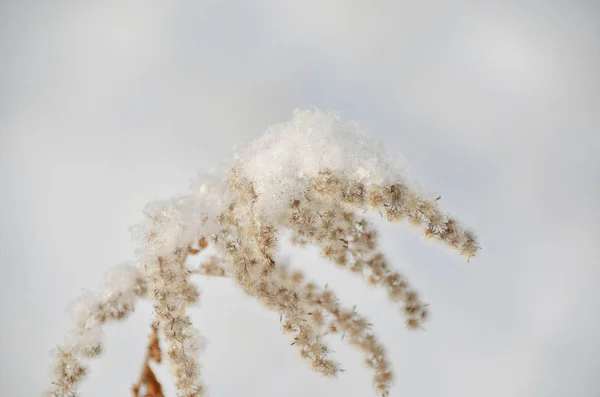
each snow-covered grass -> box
[46,109,478,397]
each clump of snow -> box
[68,290,101,328]
[105,263,140,295]
[133,108,412,250]
[65,291,103,353]
[131,195,209,260]
[64,263,143,354]
[204,108,409,222]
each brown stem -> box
[131,324,164,397]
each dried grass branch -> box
[46,110,479,397]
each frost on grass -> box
[46,108,479,397]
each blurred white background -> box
[1,1,599,396]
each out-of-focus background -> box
[1,1,599,396]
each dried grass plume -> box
[45,109,479,397]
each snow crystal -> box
[66,291,103,351]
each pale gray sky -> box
[1,1,599,397]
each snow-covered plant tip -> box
[46,109,479,397]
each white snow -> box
[133,108,412,254]
[232,108,408,220]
